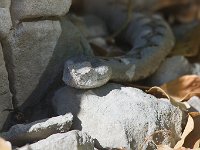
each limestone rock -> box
[52,83,183,149]
[11,0,72,24]
[188,96,200,112]
[192,63,200,76]
[3,16,92,109]
[0,0,11,8]
[0,43,12,131]
[3,20,61,108]
[1,113,73,146]
[16,130,94,150]
[0,0,12,38]
[147,56,192,86]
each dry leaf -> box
[147,86,190,111]
[183,112,200,148]
[171,24,200,57]
[0,138,12,150]
[174,115,194,149]
[147,76,200,149]
[174,112,200,149]
[172,0,200,23]
[194,140,200,149]
[159,0,200,24]
[160,75,200,101]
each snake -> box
[62,1,175,89]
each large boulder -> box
[0,0,12,39]
[0,43,12,131]
[52,83,184,149]
[3,20,62,108]
[17,130,95,150]
[0,0,11,8]
[11,0,72,25]
[2,16,93,109]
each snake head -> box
[63,55,112,89]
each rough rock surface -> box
[147,56,192,86]
[0,0,77,130]
[2,16,93,110]
[188,96,200,112]
[52,83,183,149]
[192,63,200,76]
[1,113,73,146]
[0,0,12,39]
[3,20,61,108]
[0,0,11,8]
[16,130,94,150]
[11,0,72,25]
[0,43,12,131]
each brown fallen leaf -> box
[0,138,11,150]
[171,24,200,57]
[158,0,200,24]
[183,112,200,148]
[174,115,194,149]
[147,76,200,149]
[163,113,200,149]
[146,86,190,111]
[172,0,200,23]
[160,75,200,101]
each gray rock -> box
[2,16,92,109]
[3,20,61,108]
[1,113,73,146]
[192,63,200,76]
[0,0,11,8]
[11,0,72,24]
[0,43,12,131]
[16,130,94,150]
[147,56,192,86]
[0,0,12,39]
[188,96,200,112]
[52,83,183,149]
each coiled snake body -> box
[63,3,175,89]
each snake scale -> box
[63,1,175,89]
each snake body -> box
[63,3,175,89]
